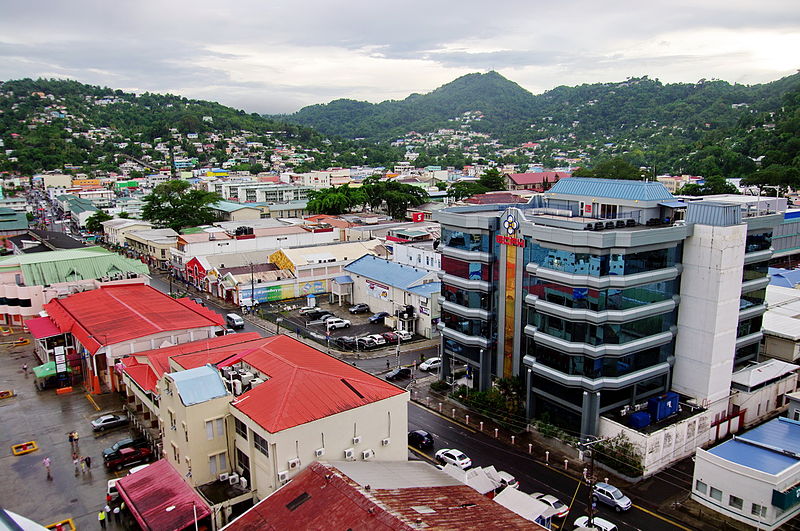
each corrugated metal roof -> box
[708,417,800,474]
[731,359,798,388]
[231,335,405,433]
[0,247,150,286]
[169,364,228,405]
[25,316,62,339]
[333,275,353,284]
[116,460,211,531]
[344,255,435,290]
[547,177,674,201]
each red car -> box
[104,447,152,471]
[382,332,399,344]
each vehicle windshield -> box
[611,488,624,499]
[552,500,564,508]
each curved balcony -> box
[526,264,681,290]
[740,276,770,295]
[440,245,493,264]
[440,300,491,321]
[523,354,671,392]
[743,249,772,265]
[524,293,678,325]
[524,324,675,357]
[440,325,490,349]
[440,273,491,293]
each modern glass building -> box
[435,178,784,437]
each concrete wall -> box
[672,223,747,405]
[349,273,439,337]
[233,391,408,500]
[762,334,800,363]
[730,373,798,428]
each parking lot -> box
[0,334,138,529]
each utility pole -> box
[580,437,606,529]
[249,262,255,312]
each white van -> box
[226,313,245,330]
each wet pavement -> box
[0,332,130,529]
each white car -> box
[298,306,321,315]
[435,448,472,469]
[326,318,351,330]
[496,470,518,489]
[395,330,413,341]
[366,334,387,346]
[419,357,441,371]
[573,515,618,531]
[107,479,119,502]
[531,492,569,518]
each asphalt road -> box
[407,402,690,531]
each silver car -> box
[592,482,631,512]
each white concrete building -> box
[391,240,441,272]
[101,219,153,247]
[692,417,800,530]
[729,359,798,428]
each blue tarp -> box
[170,364,228,406]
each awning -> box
[25,317,62,339]
[659,200,687,209]
[333,275,353,285]
[32,361,71,379]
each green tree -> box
[591,158,643,180]
[118,211,131,219]
[448,181,488,201]
[85,210,112,233]
[678,175,739,196]
[361,178,429,219]
[142,179,222,231]
[306,184,366,215]
[478,168,506,190]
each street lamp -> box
[276,317,284,336]
[165,501,199,531]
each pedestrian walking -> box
[98,510,107,529]
[42,457,51,480]
[22,363,28,376]
[80,457,86,474]
[84,455,92,470]
[73,454,80,475]
[113,506,121,524]
[386,360,390,370]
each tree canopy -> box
[85,210,112,233]
[360,177,430,219]
[306,184,365,215]
[141,180,222,231]
[677,175,739,196]
[574,157,644,180]
[478,168,506,190]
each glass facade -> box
[441,228,490,252]
[745,232,772,253]
[531,340,670,379]
[442,311,491,337]
[441,256,491,281]
[442,284,491,310]
[523,241,680,277]
[740,288,766,309]
[526,278,677,311]
[742,261,769,282]
[530,311,675,346]
[443,337,483,363]
[737,315,763,338]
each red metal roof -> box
[232,335,406,433]
[226,462,540,530]
[116,459,211,531]
[43,284,224,354]
[25,316,61,339]
[508,172,571,185]
[121,360,159,393]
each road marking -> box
[408,445,436,464]
[410,402,477,433]
[85,393,100,411]
[567,480,582,514]
[633,503,692,531]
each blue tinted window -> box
[442,228,490,252]
[524,243,679,276]
[527,277,677,311]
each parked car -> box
[349,303,370,314]
[320,313,338,322]
[407,430,434,450]
[366,334,387,346]
[434,448,472,469]
[573,516,618,531]
[496,470,519,489]
[395,330,413,341]
[326,318,351,330]
[419,357,441,372]
[592,482,632,512]
[192,298,204,306]
[104,447,152,471]
[368,311,390,324]
[107,479,120,502]
[298,306,321,315]
[386,367,411,381]
[225,313,245,330]
[306,310,333,321]
[356,336,377,349]
[103,437,148,460]
[531,493,569,518]
[382,332,399,344]
[334,336,357,349]
[91,414,129,432]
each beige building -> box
[101,219,154,247]
[124,228,179,269]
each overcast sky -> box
[1,1,797,114]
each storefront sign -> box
[495,235,525,247]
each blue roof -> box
[707,417,800,474]
[344,255,434,290]
[169,365,228,406]
[333,275,353,284]
[547,178,675,202]
[769,267,800,288]
[408,282,441,296]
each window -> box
[710,486,722,502]
[235,418,248,439]
[695,480,707,495]
[752,504,767,518]
[729,495,743,510]
[206,420,214,440]
[793,409,800,421]
[171,443,179,462]
[236,448,251,482]
[209,452,228,476]
[254,432,269,456]
[169,410,176,430]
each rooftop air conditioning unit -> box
[381,438,391,447]
[288,458,300,470]
[228,474,239,485]
[344,448,355,460]
[362,449,375,460]
[352,436,362,445]
[239,372,254,386]
[314,448,325,457]
[239,477,248,490]
[250,377,264,387]
[232,380,243,396]
[218,473,229,482]
[278,470,289,483]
